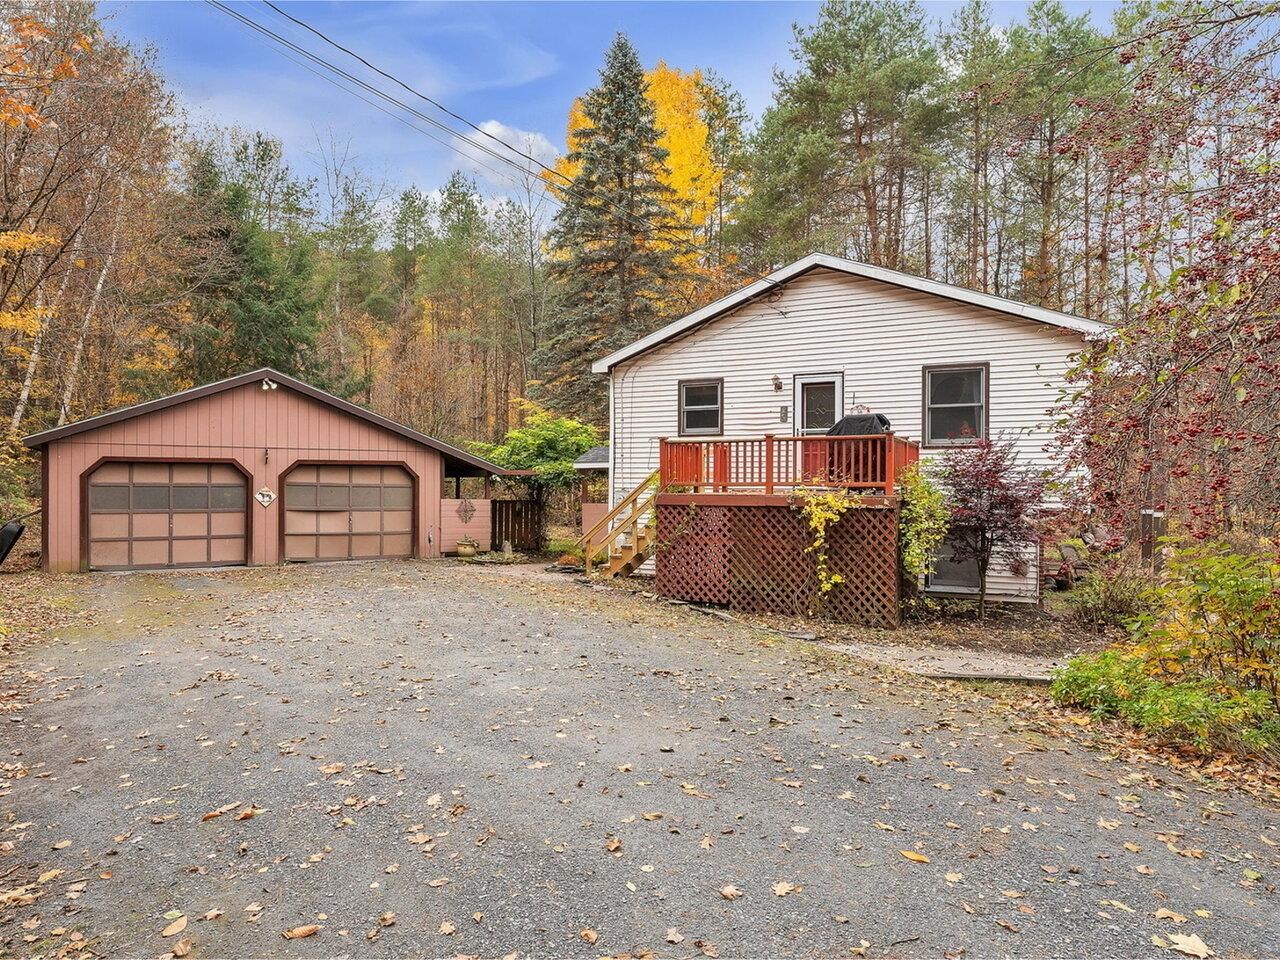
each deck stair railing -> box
[574,469,660,578]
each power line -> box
[248,0,710,261]
[260,0,568,188]
[205,0,786,298]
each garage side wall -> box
[42,383,445,571]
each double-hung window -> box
[923,365,986,446]
[679,379,723,436]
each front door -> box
[795,374,843,436]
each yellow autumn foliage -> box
[549,61,723,243]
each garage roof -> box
[23,368,510,477]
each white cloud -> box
[449,120,560,189]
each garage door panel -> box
[317,511,348,534]
[132,463,169,483]
[211,512,245,536]
[132,540,169,566]
[351,511,381,533]
[283,464,415,562]
[285,510,317,534]
[211,538,246,564]
[172,539,209,565]
[383,510,412,533]
[317,535,350,559]
[93,463,130,483]
[86,461,247,571]
[90,541,129,568]
[90,514,129,538]
[132,514,169,537]
[383,534,411,555]
[172,513,208,537]
[90,485,129,510]
[285,535,317,559]
[172,464,208,483]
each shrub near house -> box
[1052,543,1280,758]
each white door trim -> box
[793,373,845,436]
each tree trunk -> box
[58,186,125,425]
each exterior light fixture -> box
[771,375,783,392]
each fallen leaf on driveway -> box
[282,924,319,940]
[1167,933,1214,958]
[198,909,223,921]
[52,840,71,850]
[900,851,930,863]
[172,938,192,957]
[666,928,684,943]
[439,920,456,935]
[681,783,711,799]
[201,802,241,822]
[944,872,963,883]
[995,919,1020,933]
[580,928,599,944]
[161,916,188,937]
[719,885,743,900]
[235,806,264,821]
[771,881,797,896]
[1155,908,1188,923]
[428,877,450,888]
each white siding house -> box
[592,254,1110,601]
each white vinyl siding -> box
[607,268,1091,600]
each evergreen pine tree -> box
[537,32,681,424]
[183,147,324,385]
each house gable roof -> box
[590,253,1112,374]
[23,368,509,476]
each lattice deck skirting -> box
[654,495,901,628]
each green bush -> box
[1064,559,1161,631]
[897,463,949,581]
[1051,647,1280,756]
[1053,542,1280,757]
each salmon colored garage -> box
[24,369,510,573]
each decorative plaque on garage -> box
[255,487,277,507]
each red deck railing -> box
[659,433,920,496]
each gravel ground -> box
[1,560,1277,959]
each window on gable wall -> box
[924,365,986,446]
[679,380,722,436]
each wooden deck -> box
[659,433,920,495]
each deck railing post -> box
[763,434,775,494]
[883,432,895,496]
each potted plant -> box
[455,536,480,558]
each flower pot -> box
[456,542,478,558]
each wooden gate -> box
[492,499,544,552]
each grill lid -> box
[826,413,892,436]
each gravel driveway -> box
[2,560,1276,959]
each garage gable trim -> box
[23,368,508,476]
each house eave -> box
[591,253,1113,374]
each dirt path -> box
[1,561,1276,958]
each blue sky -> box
[105,1,1117,195]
